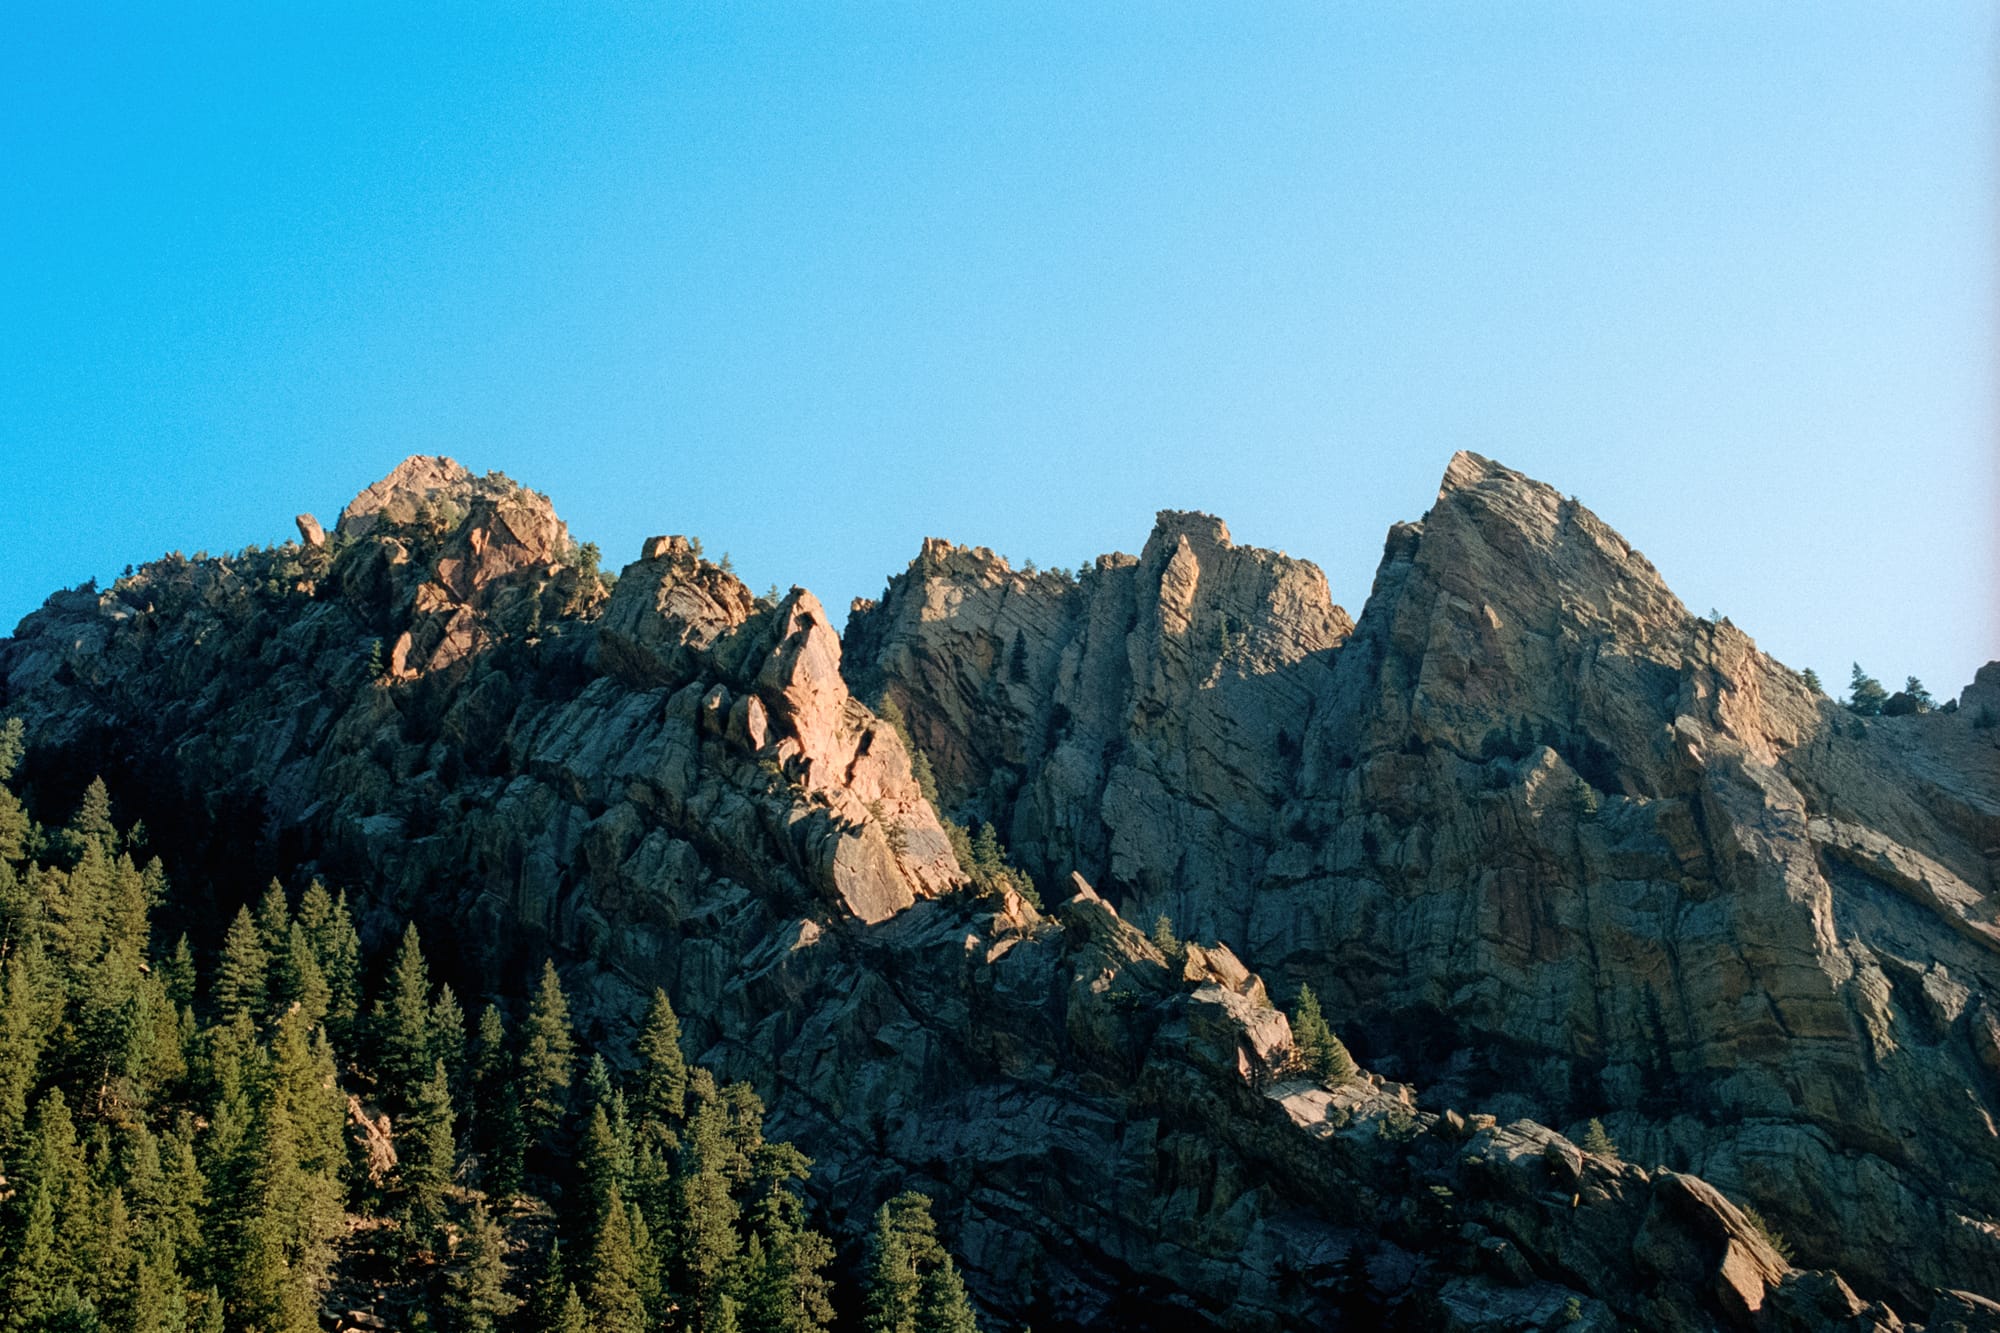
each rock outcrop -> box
[845,512,1352,940]
[2,453,1988,1328]
[852,451,2000,1316]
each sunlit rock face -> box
[855,450,2000,1312]
[845,510,1354,941]
[3,451,1996,1326]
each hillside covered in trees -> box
[0,726,981,1332]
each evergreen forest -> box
[0,719,981,1333]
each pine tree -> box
[277,922,330,1029]
[1149,914,1182,966]
[445,1200,519,1333]
[1290,984,1356,1084]
[161,935,197,1010]
[470,1002,510,1152]
[552,1284,590,1333]
[520,960,575,1149]
[635,988,688,1130]
[583,1183,648,1333]
[579,1102,630,1227]
[399,1060,457,1254]
[191,1288,226,1333]
[3,1090,89,1329]
[0,948,48,1149]
[374,922,434,1108]
[430,984,468,1097]
[1801,667,1824,696]
[0,718,30,865]
[212,906,270,1027]
[862,1194,928,1333]
[156,1117,208,1279]
[1581,1117,1619,1160]
[319,889,364,1042]
[527,1239,571,1333]
[677,1088,743,1331]
[917,1253,981,1333]
[221,1010,344,1333]
[1847,663,1888,717]
[62,777,116,861]
[744,1187,836,1333]
[1905,676,1935,711]
[970,823,1004,883]
[252,880,291,962]
[582,1051,616,1115]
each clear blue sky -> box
[3,4,1993,696]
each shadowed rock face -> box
[853,451,2000,1314]
[0,453,1984,1329]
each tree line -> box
[0,719,981,1333]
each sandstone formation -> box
[2,453,1991,1328]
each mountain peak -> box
[1437,448,1516,497]
[336,455,475,539]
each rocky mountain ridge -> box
[2,453,1995,1330]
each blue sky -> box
[2,4,1993,696]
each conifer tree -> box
[156,1117,208,1276]
[60,777,116,861]
[1149,914,1182,965]
[1847,663,1888,717]
[374,922,435,1107]
[744,1187,836,1333]
[579,1101,629,1227]
[445,1200,519,1333]
[277,922,331,1029]
[0,948,47,1149]
[469,1002,509,1150]
[161,935,197,1011]
[520,960,575,1149]
[221,1009,344,1333]
[863,1194,926,1333]
[0,718,29,865]
[399,1059,457,1254]
[1581,1117,1619,1159]
[552,1284,590,1333]
[213,906,270,1027]
[3,1090,89,1328]
[861,1193,982,1333]
[527,1239,571,1333]
[253,880,291,962]
[294,879,335,945]
[918,1253,981,1333]
[1290,984,1356,1084]
[430,983,468,1095]
[582,1051,616,1115]
[677,1087,744,1332]
[315,888,364,1042]
[584,1183,648,1333]
[636,987,688,1130]
[50,840,112,984]
[192,1288,226,1333]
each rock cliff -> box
[2,453,1991,1329]
[852,451,2000,1319]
